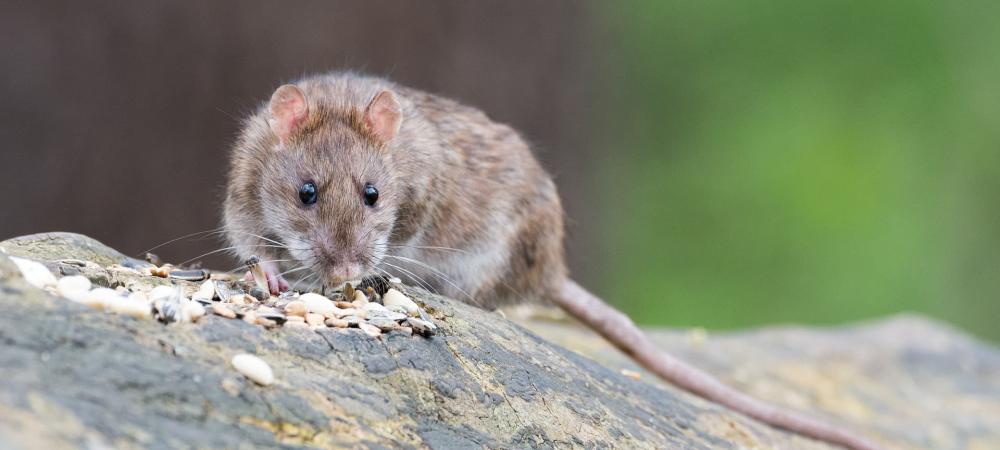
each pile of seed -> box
[10,255,437,338]
[195,279,437,337]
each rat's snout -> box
[313,238,365,283]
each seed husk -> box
[231,354,274,386]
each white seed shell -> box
[10,257,57,289]
[382,289,419,315]
[300,293,336,315]
[231,354,274,386]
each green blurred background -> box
[596,0,1000,340]
[2,1,997,341]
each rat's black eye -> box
[363,183,379,207]
[299,182,317,205]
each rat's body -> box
[224,72,879,450]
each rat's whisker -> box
[383,254,479,306]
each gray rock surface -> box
[0,232,997,449]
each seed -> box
[383,289,419,315]
[283,300,307,317]
[193,280,216,302]
[10,257,57,289]
[169,269,210,281]
[245,256,269,293]
[305,313,324,327]
[406,317,437,336]
[620,369,642,380]
[358,322,381,338]
[182,300,206,322]
[325,318,349,328]
[212,303,237,319]
[231,354,274,386]
[106,292,152,319]
[57,275,92,302]
[249,287,269,303]
[300,293,336,315]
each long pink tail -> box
[556,280,881,450]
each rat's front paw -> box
[245,260,290,294]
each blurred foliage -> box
[598,0,1000,340]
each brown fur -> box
[223,72,879,450]
[224,72,565,306]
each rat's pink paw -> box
[244,261,290,294]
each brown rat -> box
[223,72,880,450]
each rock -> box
[231,354,274,386]
[0,234,997,450]
[283,300,307,317]
[56,275,92,302]
[9,256,57,289]
[383,288,419,315]
[354,290,368,304]
[299,292,336,315]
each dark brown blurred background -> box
[5,1,997,339]
[0,1,608,281]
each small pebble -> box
[335,301,353,309]
[305,313,324,327]
[362,302,387,314]
[242,310,258,324]
[383,289,420,315]
[285,315,305,323]
[358,322,381,338]
[342,316,360,327]
[300,293,336,315]
[212,303,237,319]
[325,317,349,328]
[283,300,307,317]
[56,275,92,302]
[396,326,413,336]
[354,290,368,304]
[10,257,57,289]
[231,354,274,386]
[285,321,309,329]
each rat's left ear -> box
[268,84,309,145]
[363,90,402,142]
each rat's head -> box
[255,84,403,286]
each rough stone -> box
[0,233,997,450]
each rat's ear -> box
[268,84,309,144]
[363,90,402,142]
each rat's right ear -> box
[268,84,309,144]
